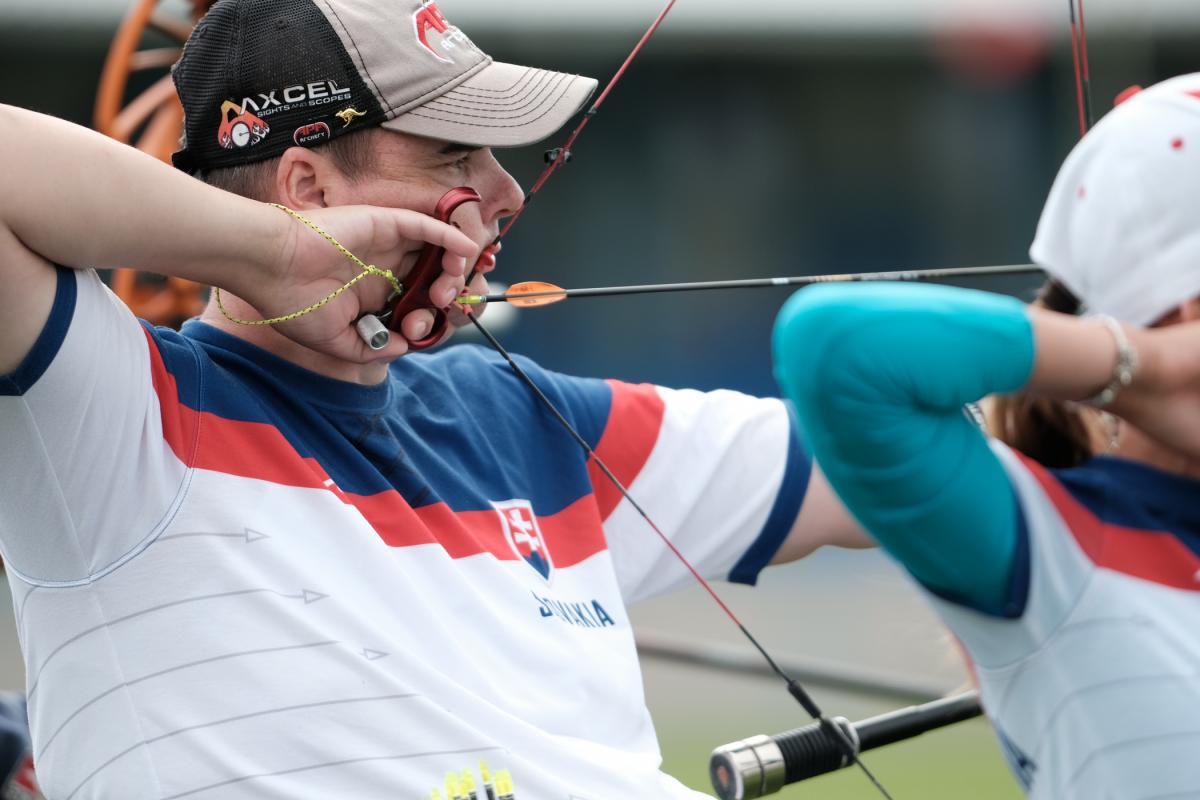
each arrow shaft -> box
[471,263,1042,305]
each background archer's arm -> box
[771,284,1200,611]
[772,283,1035,616]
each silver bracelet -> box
[1082,315,1139,409]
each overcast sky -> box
[4,0,1199,35]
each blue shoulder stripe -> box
[728,416,813,586]
[0,266,77,397]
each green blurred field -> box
[635,551,1024,799]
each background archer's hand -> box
[235,203,479,364]
[1112,320,1200,461]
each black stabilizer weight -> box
[708,718,857,800]
[777,718,856,782]
[709,692,983,799]
[709,749,741,800]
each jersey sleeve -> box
[0,268,193,585]
[924,443,1094,668]
[543,369,812,603]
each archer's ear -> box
[274,146,345,211]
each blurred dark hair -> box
[987,280,1102,468]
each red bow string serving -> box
[1068,0,1096,136]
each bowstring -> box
[461,4,1100,797]
[460,0,679,296]
[464,312,895,799]
[457,1,894,796]
[495,0,679,244]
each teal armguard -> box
[773,283,1035,615]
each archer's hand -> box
[1112,321,1200,460]
[237,204,478,363]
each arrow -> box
[457,264,1042,308]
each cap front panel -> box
[383,62,598,148]
[422,65,576,124]
[313,0,490,118]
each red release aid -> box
[386,186,482,351]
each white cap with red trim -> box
[1031,74,1200,325]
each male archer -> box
[0,0,866,797]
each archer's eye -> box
[448,154,472,170]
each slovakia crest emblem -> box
[493,499,553,582]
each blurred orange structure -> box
[94,0,216,327]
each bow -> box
[458,1,1100,798]
[454,1,904,796]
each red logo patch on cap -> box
[217,100,270,151]
[414,2,469,63]
[293,121,332,147]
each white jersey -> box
[928,443,1200,800]
[0,269,810,800]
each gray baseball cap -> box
[173,0,598,173]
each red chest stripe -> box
[143,329,608,567]
[1018,454,1200,591]
[588,381,665,520]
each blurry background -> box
[2,0,1198,796]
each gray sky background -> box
[5,0,1200,35]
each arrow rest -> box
[544,147,573,164]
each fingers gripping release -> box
[358,187,488,352]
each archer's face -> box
[339,129,523,276]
